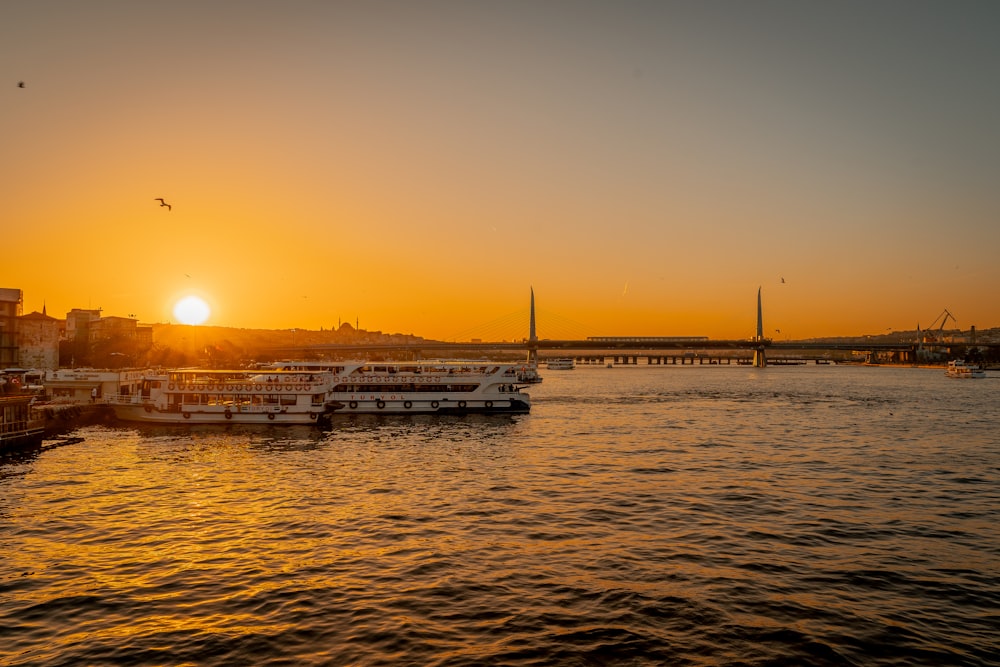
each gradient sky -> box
[4,0,999,341]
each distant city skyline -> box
[4,1,999,339]
[9,285,994,346]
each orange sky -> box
[4,1,999,341]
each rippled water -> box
[2,365,998,666]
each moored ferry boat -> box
[945,360,986,379]
[107,368,338,424]
[1,394,44,451]
[304,360,531,414]
[545,358,575,371]
[108,361,531,423]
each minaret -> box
[753,287,767,368]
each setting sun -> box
[173,296,211,325]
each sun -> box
[173,296,211,325]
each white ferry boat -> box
[107,368,338,424]
[945,360,986,379]
[313,360,531,414]
[108,361,531,423]
[545,358,575,371]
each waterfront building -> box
[88,315,151,367]
[0,288,22,367]
[64,308,102,366]
[18,309,60,370]
[44,368,147,404]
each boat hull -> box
[945,361,986,379]
[111,405,328,425]
[328,396,530,415]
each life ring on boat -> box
[182,412,191,419]
[224,409,232,420]
[485,401,493,408]
[349,401,358,409]
[255,384,262,391]
[285,385,293,391]
[226,385,234,392]
[144,405,152,413]
[168,384,175,390]
[431,401,439,409]
[268,413,275,420]
[376,400,386,409]
[403,401,412,409]
[458,401,467,409]
[309,413,318,420]
[265,385,272,391]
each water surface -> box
[2,365,997,665]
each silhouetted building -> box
[63,308,102,366]
[0,288,23,367]
[89,315,147,367]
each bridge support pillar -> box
[753,287,767,367]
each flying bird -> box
[780,277,786,284]
[17,81,25,88]
[155,198,172,211]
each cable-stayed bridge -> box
[272,289,993,365]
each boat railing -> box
[104,394,149,405]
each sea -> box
[1,365,997,666]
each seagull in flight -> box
[17,81,25,88]
[155,198,172,211]
[780,276,786,284]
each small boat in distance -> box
[945,360,986,379]
[515,364,543,384]
[545,358,575,371]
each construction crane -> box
[921,309,956,343]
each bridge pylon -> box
[527,287,538,366]
[753,286,767,368]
